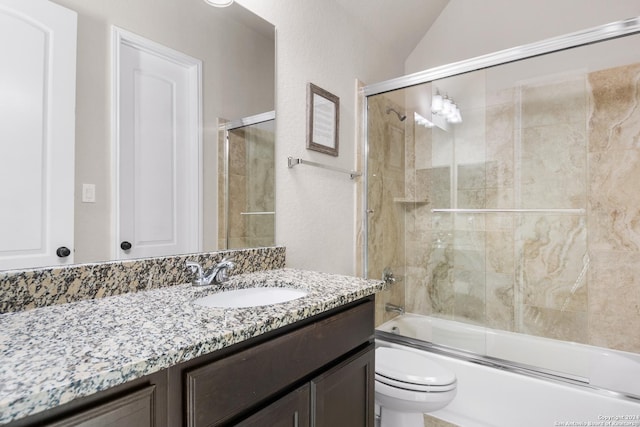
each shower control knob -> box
[56,246,71,258]
[120,241,132,251]
[383,267,396,285]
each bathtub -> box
[377,314,640,427]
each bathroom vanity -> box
[0,269,382,426]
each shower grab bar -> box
[288,156,362,179]
[240,211,275,215]
[431,208,585,214]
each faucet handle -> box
[224,257,235,269]
[213,257,235,284]
[186,261,204,286]
[382,267,396,285]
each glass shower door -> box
[221,112,275,249]
[365,25,640,396]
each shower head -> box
[386,107,407,122]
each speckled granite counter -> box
[0,269,383,425]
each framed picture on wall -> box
[306,83,339,156]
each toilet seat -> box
[375,347,456,392]
[375,373,456,392]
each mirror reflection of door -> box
[113,28,202,260]
[0,0,76,269]
[221,112,275,249]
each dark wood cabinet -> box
[182,298,374,426]
[8,297,374,427]
[236,344,374,427]
[311,346,375,427]
[236,384,311,427]
[45,386,156,427]
[7,371,167,427]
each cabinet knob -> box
[56,246,71,258]
[120,241,132,251]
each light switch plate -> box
[82,183,96,203]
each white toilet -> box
[375,347,457,427]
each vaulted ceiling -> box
[333,0,450,59]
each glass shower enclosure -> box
[219,111,275,249]
[364,18,640,398]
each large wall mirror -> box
[1,0,275,271]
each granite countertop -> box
[0,268,383,425]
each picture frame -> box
[306,83,339,156]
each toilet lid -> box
[376,347,456,386]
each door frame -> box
[111,26,203,260]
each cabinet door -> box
[311,344,375,427]
[236,384,310,427]
[184,300,373,426]
[45,386,156,427]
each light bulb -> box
[447,104,459,120]
[414,112,434,128]
[449,107,462,124]
[442,97,453,115]
[431,93,443,114]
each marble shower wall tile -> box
[511,72,590,344]
[517,215,588,311]
[519,74,588,209]
[520,124,587,209]
[586,63,640,353]
[220,125,276,249]
[373,62,640,354]
[367,94,407,326]
[588,250,640,352]
[588,63,640,153]
[516,215,588,342]
[486,92,518,327]
[486,90,515,198]
[0,246,286,314]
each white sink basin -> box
[193,287,307,308]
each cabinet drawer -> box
[46,386,156,427]
[185,299,374,426]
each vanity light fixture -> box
[204,0,233,7]
[431,90,462,124]
[414,112,434,128]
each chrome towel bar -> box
[431,208,585,214]
[287,156,362,179]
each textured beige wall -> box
[236,0,407,275]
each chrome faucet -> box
[186,258,235,286]
[385,303,405,315]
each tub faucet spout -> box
[385,303,405,315]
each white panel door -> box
[114,29,202,260]
[0,0,76,269]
